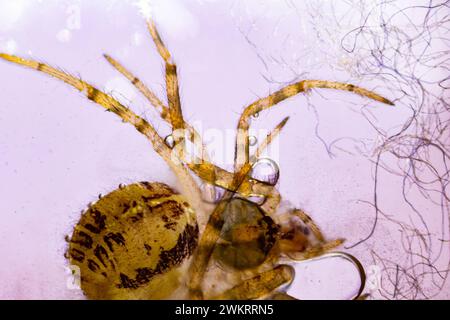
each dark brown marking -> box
[84,223,101,234]
[166,63,177,76]
[152,200,184,220]
[71,231,93,249]
[140,181,153,190]
[69,248,85,262]
[87,259,100,272]
[122,203,130,214]
[119,273,138,289]
[103,232,126,252]
[281,230,295,240]
[94,245,109,268]
[84,209,107,234]
[116,224,198,289]
[144,244,152,256]
[164,222,177,231]
[131,77,139,85]
[130,211,144,223]
[271,88,291,106]
[142,194,171,202]
[36,63,43,71]
[87,87,101,101]
[261,215,280,254]
[135,119,147,133]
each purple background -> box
[0,0,448,299]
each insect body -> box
[0,19,393,300]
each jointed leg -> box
[235,80,394,171]
[147,20,184,132]
[103,21,291,202]
[251,116,290,162]
[291,208,325,242]
[103,54,170,121]
[104,53,209,164]
[0,53,205,213]
[287,238,345,261]
[102,33,283,202]
[186,116,290,200]
[278,208,344,260]
[188,162,254,299]
[211,265,294,300]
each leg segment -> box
[147,20,185,132]
[186,116,290,201]
[103,40,284,203]
[103,54,170,121]
[188,163,254,299]
[291,208,325,242]
[251,116,290,162]
[211,265,294,300]
[104,53,210,166]
[0,53,204,213]
[235,80,394,170]
[287,238,345,261]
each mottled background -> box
[0,0,448,299]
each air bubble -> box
[251,158,280,186]
[252,112,259,118]
[201,183,225,203]
[164,135,175,149]
[248,135,258,146]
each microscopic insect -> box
[0,20,394,300]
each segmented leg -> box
[0,53,204,216]
[147,20,184,132]
[104,53,209,165]
[211,265,294,300]
[102,42,283,203]
[287,238,345,261]
[235,80,394,170]
[104,21,290,202]
[188,163,254,299]
[186,116,290,201]
[103,54,170,121]
[251,116,290,162]
[291,208,325,242]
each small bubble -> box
[201,183,225,203]
[252,112,259,118]
[251,158,280,186]
[164,135,175,148]
[248,135,257,146]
